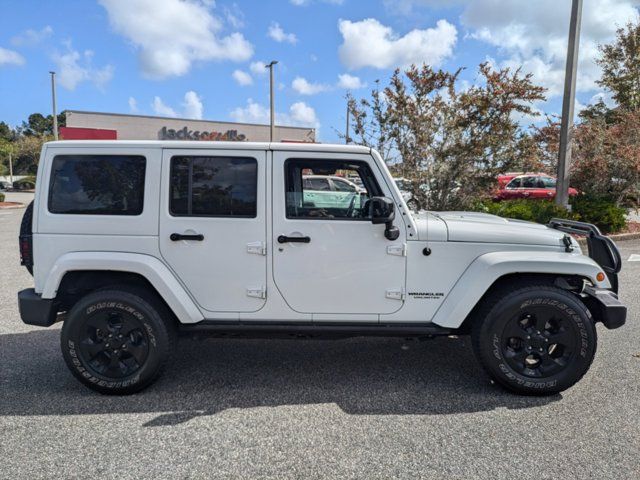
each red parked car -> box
[494,174,578,201]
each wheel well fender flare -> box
[42,251,204,324]
[431,250,609,329]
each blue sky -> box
[1,0,638,142]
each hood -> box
[434,211,570,247]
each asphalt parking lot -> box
[1,193,638,479]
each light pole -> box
[345,102,350,144]
[556,0,583,209]
[265,61,278,142]
[50,71,59,141]
[8,150,13,185]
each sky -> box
[0,0,639,142]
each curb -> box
[577,232,640,248]
[0,202,25,210]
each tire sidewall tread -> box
[61,288,175,395]
[472,284,597,396]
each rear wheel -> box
[472,285,597,395]
[61,288,175,395]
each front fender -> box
[431,250,609,329]
[41,251,204,324]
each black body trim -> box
[18,288,58,327]
[548,218,622,292]
[582,286,627,330]
[180,321,452,338]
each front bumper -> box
[583,286,626,330]
[18,288,57,327]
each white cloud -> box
[250,60,267,75]
[383,0,466,15]
[223,3,245,29]
[337,73,366,89]
[338,18,457,70]
[291,0,344,5]
[230,99,270,124]
[460,0,640,97]
[289,101,320,127]
[268,22,298,44]
[11,26,53,46]
[292,76,330,95]
[153,96,178,117]
[182,90,204,119]
[128,96,138,113]
[230,98,320,129]
[0,47,25,66]
[152,91,205,118]
[52,45,114,90]
[99,0,253,79]
[232,69,253,86]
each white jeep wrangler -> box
[18,141,626,395]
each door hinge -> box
[385,289,405,301]
[247,241,266,256]
[386,243,407,257]
[246,287,266,299]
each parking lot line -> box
[629,254,640,261]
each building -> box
[60,110,316,143]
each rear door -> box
[159,148,267,313]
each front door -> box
[272,152,407,315]
[159,149,267,313]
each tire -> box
[471,284,597,395]
[19,201,34,276]
[61,288,176,395]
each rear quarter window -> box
[48,155,146,215]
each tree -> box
[347,63,546,210]
[0,122,15,142]
[597,21,640,112]
[20,112,66,136]
[11,135,53,174]
[572,110,640,206]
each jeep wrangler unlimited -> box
[18,141,626,395]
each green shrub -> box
[571,195,627,234]
[475,200,575,225]
[0,192,5,203]
[13,176,36,190]
[474,197,627,234]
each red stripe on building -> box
[60,126,118,140]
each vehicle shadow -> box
[0,330,560,426]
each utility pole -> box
[556,0,583,209]
[50,71,59,141]
[265,61,278,142]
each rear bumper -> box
[583,286,626,330]
[18,288,57,327]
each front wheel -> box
[61,288,175,395]
[472,285,597,395]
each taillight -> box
[19,234,33,268]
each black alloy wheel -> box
[77,309,150,379]
[472,284,597,395]
[501,306,578,378]
[61,288,175,395]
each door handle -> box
[277,235,311,244]
[170,233,204,241]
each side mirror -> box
[369,196,400,241]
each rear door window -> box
[48,155,146,215]
[169,156,257,217]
